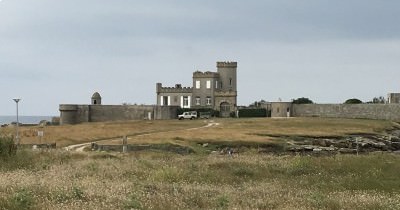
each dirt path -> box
[64,120,220,152]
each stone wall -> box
[293,104,400,121]
[89,105,154,122]
[60,104,180,125]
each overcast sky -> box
[1,0,400,116]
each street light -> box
[13,98,21,145]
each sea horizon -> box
[0,116,55,125]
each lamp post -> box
[13,98,21,145]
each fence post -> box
[122,135,128,153]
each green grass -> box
[0,149,399,209]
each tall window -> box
[163,96,168,106]
[230,78,232,86]
[206,80,211,89]
[215,81,218,89]
[195,97,201,105]
[195,80,201,89]
[183,96,189,107]
[206,97,212,105]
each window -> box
[195,80,200,89]
[230,78,232,86]
[215,81,218,89]
[206,80,211,89]
[183,96,189,106]
[195,97,201,105]
[161,96,169,106]
[206,97,212,105]
[174,96,178,103]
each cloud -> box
[0,0,399,115]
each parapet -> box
[59,104,78,111]
[217,61,237,68]
[156,83,192,93]
[193,71,219,78]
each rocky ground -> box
[280,128,400,155]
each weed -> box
[124,194,142,210]
[12,189,34,210]
[216,195,229,208]
[72,186,85,200]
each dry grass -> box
[0,120,207,147]
[0,150,399,209]
[0,118,399,209]
[100,117,395,146]
[0,117,396,148]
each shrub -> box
[344,98,363,104]
[12,189,35,210]
[0,136,16,158]
[238,108,267,118]
[292,97,314,104]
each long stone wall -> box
[89,105,154,122]
[60,104,180,125]
[293,104,400,121]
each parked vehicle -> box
[178,111,198,120]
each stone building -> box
[156,61,238,117]
[59,92,179,125]
[387,93,400,104]
[271,102,292,118]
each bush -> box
[238,108,267,118]
[344,98,363,104]
[0,136,16,158]
[292,97,314,104]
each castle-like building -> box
[156,61,238,117]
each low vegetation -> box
[0,150,399,209]
[1,118,399,209]
[0,118,395,147]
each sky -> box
[1,0,400,116]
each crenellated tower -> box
[217,61,237,92]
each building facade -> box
[387,93,400,104]
[156,61,238,117]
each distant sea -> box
[0,116,55,125]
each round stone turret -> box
[91,92,102,105]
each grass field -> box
[0,117,396,147]
[0,150,399,209]
[1,117,399,209]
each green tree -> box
[372,96,385,104]
[344,98,363,104]
[292,97,313,104]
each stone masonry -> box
[156,61,238,117]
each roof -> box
[91,92,101,99]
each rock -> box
[304,145,315,151]
[320,146,336,151]
[391,142,400,150]
[390,136,400,142]
[312,139,326,147]
[313,148,322,152]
